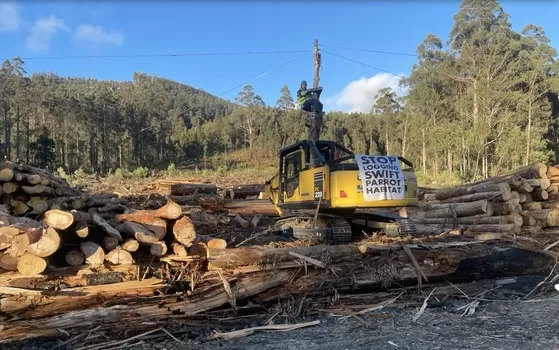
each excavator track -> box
[274,211,416,244]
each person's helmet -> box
[301,80,307,85]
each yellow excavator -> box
[263,139,419,244]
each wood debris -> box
[0,161,559,344]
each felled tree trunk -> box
[170,183,217,196]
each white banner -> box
[355,155,406,201]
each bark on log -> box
[250,213,264,228]
[529,209,559,227]
[172,216,196,247]
[433,183,511,201]
[80,242,105,266]
[520,212,537,226]
[232,213,250,227]
[207,245,360,270]
[92,214,123,242]
[150,242,168,257]
[115,213,166,240]
[170,183,217,196]
[44,210,91,230]
[222,199,280,217]
[492,198,521,215]
[65,250,85,266]
[464,224,521,234]
[516,180,534,194]
[102,236,119,251]
[86,197,128,208]
[152,200,182,220]
[22,185,55,196]
[116,222,159,244]
[423,199,492,218]
[411,215,522,226]
[435,191,511,204]
[541,200,559,210]
[0,215,38,226]
[226,184,264,199]
[75,222,89,238]
[532,190,549,201]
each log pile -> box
[0,198,231,276]
[412,162,559,237]
[3,161,559,344]
[0,161,138,220]
[162,181,265,199]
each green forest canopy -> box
[1,0,559,185]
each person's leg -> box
[307,99,323,115]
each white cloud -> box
[74,24,123,46]
[323,73,407,113]
[0,2,21,32]
[26,15,68,52]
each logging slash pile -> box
[412,162,559,241]
[1,161,559,345]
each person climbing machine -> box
[297,80,324,115]
[296,80,324,140]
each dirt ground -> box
[4,276,559,350]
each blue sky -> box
[1,1,558,113]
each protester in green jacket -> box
[296,80,323,115]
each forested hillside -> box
[1,0,558,185]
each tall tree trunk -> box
[4,108,11,160]
[89,132,97,173]
[401,119,408,158]
[525,99,533,166]
[421,128,427,175]
[15,104,21,161]
[385,128,389,155]
[447,149,452,173]
[25,114,30,164]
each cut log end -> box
[105,249,134,265]
[65,250,85,266]
[17,253,48,275]
[80,242,105,266]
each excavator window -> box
[284,151,302,198]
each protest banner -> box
[355,155,406,201]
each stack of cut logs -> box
[0,198,228,276]
[0,161,134,219]
[412,162,559,236]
